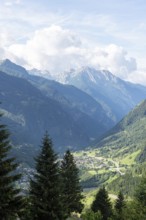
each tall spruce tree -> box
[60,150,84,217]
[0,113,23,219]
[91,186,112,220]
[29,133,65,220]
[114,191,125,220]
[115,191,125,213]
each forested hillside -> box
[74,100,146,198]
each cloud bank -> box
[0,25,137,80]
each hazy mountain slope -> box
[2,59,146,126]
[27,74,113,130]
[0,59,114,137]
[58,66,146,122]
[0,71,92,152]
[0,59,29,78]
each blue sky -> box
[1,0,146,84]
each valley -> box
[1,1,146,219]
[1,59,146,204]
[74,151,125,174]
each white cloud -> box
[98,44,137,78]
[8,26,84,70]
[0,25,136,80]
[125,69,146,85]
[0,0,145,85]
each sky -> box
[1,0,146,84]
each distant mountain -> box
[0,59,113,132]
[0,60,116,165]
[53,66,146,122]
[27,75,113,130]
[1,59,146,161]
[2,60,146,125]
[0,59,29,78]
[0,71,91,150]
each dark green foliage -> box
[81,171,115,188]
[20,197,33,220]
[135,176,146,206]
[136,144,146,163]
[29,134,65,220]
[121,200,146,220]
[61,150,84,216]
[115,191,125,213]
[107,162,146,198]
[91,187,112,220]
[107,170,141,197]
[84,176,146,220]
[114,191,125,220]
[81,210,102,220]
[0,113,23,219]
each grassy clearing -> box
[80,170,97,181]
[83,187,98,210]
[106,175,118,184]
[88,170,97,175]
[120,150,141,165]
[98,168,110,174]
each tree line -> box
[0,113,83,219]
[1,113,146,220]
[81,184,146,220]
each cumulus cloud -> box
[89,44,137,79]
[8,25,85,72]
[2,25,137,80]
[125,69,146,85]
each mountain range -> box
[0,60,113,159]
[1,59,146,166]
[58,67,146,122]
[30,66,146,123]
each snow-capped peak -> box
[58,66,119,85]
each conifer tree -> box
[91,186,112,220]
[114,191,125,220]
[0,113,23,219]
[60,150,84,216]
[29,133,65,220]
[135,176,146,206]
[115,191,125,213]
